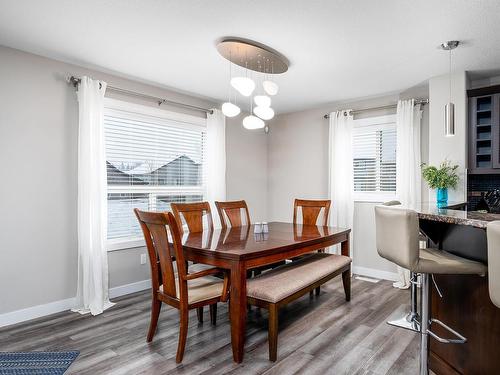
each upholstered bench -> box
[247,252,352,361]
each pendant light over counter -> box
[441,40,459,137]
[217,38,289,130]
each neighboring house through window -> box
[104,98,206,250]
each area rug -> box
[0,351,79,374]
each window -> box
[352,115,397,201]
[104,99,206,250]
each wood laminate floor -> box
[0,277,421,374]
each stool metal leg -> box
[420,273,430,375]
[388,272,420,332]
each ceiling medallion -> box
[217,37,289,130]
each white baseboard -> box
[0,279,151,328]
[0,297,76,328]
[352,266,398,282]
[109,279,151,299]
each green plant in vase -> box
[421,160,459,207]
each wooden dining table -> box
[181,221,351,363]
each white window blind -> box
[104,100,206,247]
[353,117,396,197]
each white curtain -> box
[72,76,114,315]
[328,110,354,255]
[206,109,226,228]
[393,98,423,289]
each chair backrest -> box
[374,205,420,270]
[171,202,213,234]
[486,221,500,308]
[215,200,251,229]
[134,209,187,300]
[293,199,331,226]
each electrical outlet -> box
[140,254,147,265]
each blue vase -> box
[437,188,448,208]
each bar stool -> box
[381,201,419,332]
[486,221,500,308]
[375,205,487,375]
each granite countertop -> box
[415,202,500,229]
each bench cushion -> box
[247,253,351,303]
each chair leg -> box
[315,286,320,296]
[268,304,279,362]
[197,306,204,323]
[209,304,217,325]
[342,268,351,301]
[176,307,189,363]
[147,297,161,342]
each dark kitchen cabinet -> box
[468,87,500,174]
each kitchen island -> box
[415,203,500,375]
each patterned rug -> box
[0,351,79,374]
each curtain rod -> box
[67,76,214,115]
[323,98,429,119]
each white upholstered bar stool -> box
[486,221,500,308]
[381,200,420,332]
[375,205,487,375]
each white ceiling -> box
[1,0,500,113]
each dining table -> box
[181,221,351,363]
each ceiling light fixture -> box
[254,106,275,120]
[441,40,459,137]
[221,54,241,117]
[230,76,255,97]
[254,95,271,107]
[217,37,288,130]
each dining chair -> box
[171,201,213,234]
[171,201,215,323]
[293,199,331,227]
[293,198,332,295]
[134,209,229,363]
[215,200,284,277]
[215,200,251,229]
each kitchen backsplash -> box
[467,174,500,209]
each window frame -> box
[104,98,207,251]
[352,114,397,203]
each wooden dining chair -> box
[215,200,251,229]
[293,199,332,296]
[293,199,331,227]
[134,209,229,363]
[171,201,215,322]
[216,200,284,277]
[171,201,214,234]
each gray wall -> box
[226,114,268,222]
[428,71,469,202]
[267,86,429,277]
[0,46,267,314]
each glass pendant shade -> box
[243,115,265,130]
[222,102,241,117]
[263,80,279,96]
[231,77,255,96]
[254,95,271,107]
[444,102,455,136]
[253,106,275,120]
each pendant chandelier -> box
[217,38,289,130]
[440,40,459,137]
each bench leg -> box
[342,267,351,301]
[268,304,279,362]
[315,286,320,296]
